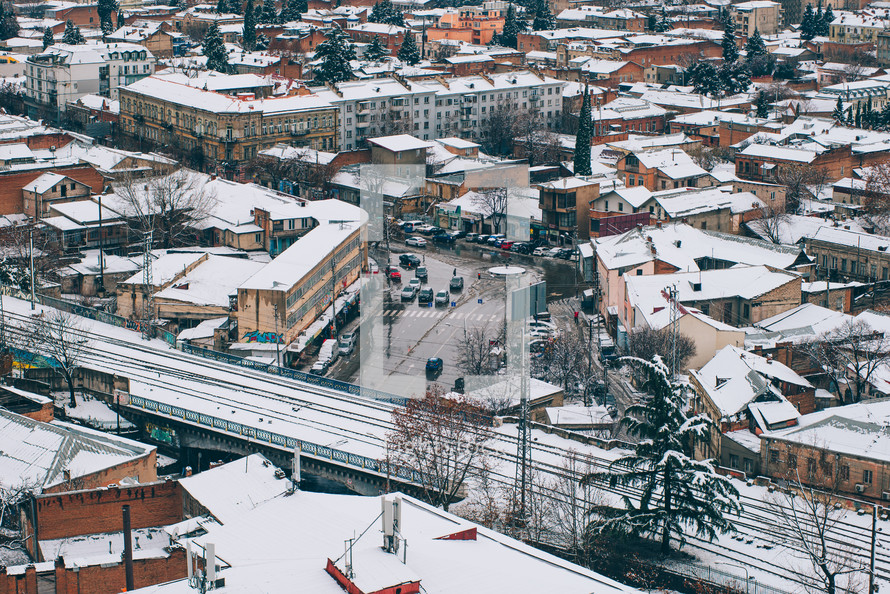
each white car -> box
[546,247,562,258]
[532,247,549,256]
[338,332,356,356]
[406,236,427,247]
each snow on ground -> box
[56,391,135,431]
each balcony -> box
[357,102,372,114]
[356,118,370,128]
[291,127,308,135]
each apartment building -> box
[25,43,156,119]
[730,1,783,41]
[119,72,338,168]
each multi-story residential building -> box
[25,43,156,120]
[805,226,890,282]
[554,6,647,31]
[538,177,599,243]
[730,1,783,42]
[119,72,338,169]
[106,20,177,58]
[425,5,505,46]
[317,71,565,151]
[830,12,889,45]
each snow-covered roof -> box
[598,185,652,209]
[466,376,562,409]
[367,134,434,153]
[808,225,890,253]
[746,215,865,245]
[121,252,205,288]
[739,143,818,163]
[23,172,68,194]
[652,187,761,218]
[153,255,265,307]
[545,405,613,426]
[176,316,228,342]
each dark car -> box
[415,266,428,281]
[418,288,434,304]
[451,230,467,239]
[449,276,464,292]
[476,235,490,244]
[426,357,443,375]
[399,254,422,268]
[433,233,456,244]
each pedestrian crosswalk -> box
[381,308,501,322]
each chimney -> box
[122,505,134,592]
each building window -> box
[807,457,816,476]
[787,453,797,468]
[729,454,739,469]
[864,469,874,484]
[841,465,850,481]
[769,449,779,464]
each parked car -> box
[418,288,434,304]
[465,232,479,242]
[385,265,401,281]
[409,278,421,289]
[406,236,427,247]
[451,230,467,239]
[415,266,428,282]
[488,234,505,245]
[435,290,449,305]
[500,240,514,250]
[493,238,505,248]
[426,357,444,375]
[401,286,417,301]
[475,235,490,244]
[433,233,456,244]
[338,332,356,356]
[417,225,438,235]
[399,254,421,268]
[449,276,464,292]
[546,247,563,258]
[532,247,549,256]
[431,228,448,236]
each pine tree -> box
[532,0,554,31]
[117,11,125,28]
[217,0,228,13]
[314,26,355,84]
[498,3,524,49]
[364,34,388,61]
[688,61,722,98]
[855,101,862,128]
[255,32,269,50]
[573,86,592,176]
[369,0,403,26]
[832,95,845,123]
[42,27,54,49]
[261,0,277,23]
[815,2,823,34]
[203,22,229,72]
[744,28,766,58]
[279,0,303,23]
[0,2,19,41]
[654,6,671,33]
[62,20,85,44]
[755,90,769,118]
[589,357,741,554]
[719,60,751,95]
[98,0,118,36]
[865,96,874,129]
[176,0,187,9]
[846,105,854,125]
[722,12,738,63]
[821,4,834,35]
[242,0,256,50]
[397,32,420,65]
[800,3,816,40]
[881,102,890,128]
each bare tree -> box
[0,223,63,293]
[686,144,733,170]
[114,169,218,249]
[546,450,604,565]
[533,331,587,393]
[479,99,542,156]
[625,326,697,373]
[387,387,492,511]
[766,477,867,594]
[28,310,89,408]
[862,162,890,233]
[380,106,414,137]
[774,164,829,214]
[472,188,509,235]
[796,319,890,403]
[453,457,508,529]
[751,203,792,243]
[842,63,866,83]
[456,324,504,376]
[0,481,36,555]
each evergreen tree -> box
[719,60,751,95]
[654,6,671,33]
[97,0,118,35]
[314,26,355,84]
[369,0,404,26]
[261,0,277,23]
[279,0,304,23]
[498,3,524,49]
[42,26,54,49]
[62,20,85,44]
[755,90,769,118]
[203,22,229,72]
[722,12,738,63]
[364,34,388,61]
[865,96,874,129]
[744,28,766,58]
[397,32,420,65]
[255,32,269,50]
[855,101,862,128]
[0,2,19,41]
[846,105,853,126]
[117,11,125,28]
[176,0,187,9]
[589,357,741,554]
[815,2,823,34]
[832,95,845,123]
[821,4,834,35]
[881,102,890,128]
[800,3,816,40]
[532,0,554,31]
[217,0,228,13]
[242,0,256,50]
[688,61,722,98]
[573,86,592,176]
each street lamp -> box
[714,562,751,594]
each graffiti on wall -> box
[242,330,283,344]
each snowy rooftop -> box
[652,187,761,217]
[746,214,865,245]
[545,405,613,426]
[121,252,205,288]
[153,255,264,307]
[367,134,434,153]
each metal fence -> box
[662,559,792,594]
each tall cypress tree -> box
[397,32,420,65]
[203,22,229,72]
[314,26,356,83]
[42,27,54,49]
[364,35,388,61]
[532,0,554,31]
[242,0,257,50]
[722,12,738,63]
[800,3,816,40]
[573,87,592,176]
[755,90,769,118]
[589,357,741,554]
[832,95,845,123]
[855,101,862,128]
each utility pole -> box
[142,231,153,340]
[97,193,105,296]
[668,284,679,378]
[586,316,593,407]
[273,303,281,368]
[29,225,35,310]
[870,504,879,593]
[515,322,531,526]
[330,254,338,337]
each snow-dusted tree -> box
[0,480,37,554]
[28,310,89,409]
[260,0,277,22]
[314,26,355,83]
[364,34,388,61]
[456,323,505,377]
[0,2,18,40]
[688,60,722,98]
[278,0,304,22]
[254,32,269,50]
[42,27,53,49]
[587,357,741,554]
[397,32,420,65]
[719,60,751,95]
[625,327,697,373]
[755,90,770,118]
[653,6,671,32]
[573,87,592,175]
[744,28,766,58]
[721,11,738,63]
[369,0,403,26]
[753,204,791,243]
[766,476,866,594]
[98,0,118,36]
[532,0,554,31]
[798,319,890,403]
[497,3,524,49]
[242,0,257,50]
[774,163,828,214]
[203,22,229,73]
[832,95,845,123]
[800,3,816,40]
[388,387,492,511]
[62,20,85,44]
[114,170,217,250]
